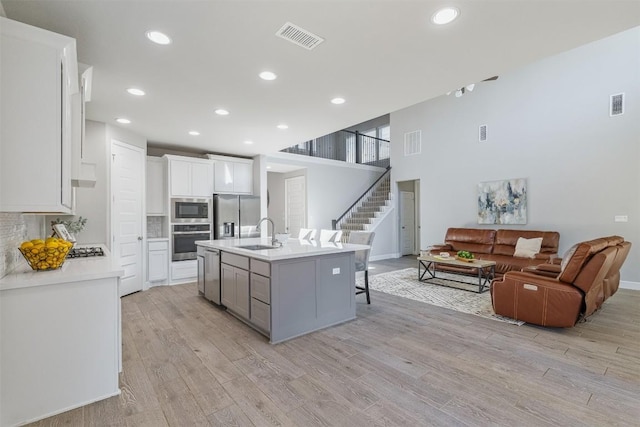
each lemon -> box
[20,241,34,249]
[31,239,44,246]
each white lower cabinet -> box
[171,260,197,283]
[147,240,168,284]
[0,276,120,426]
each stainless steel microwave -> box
[171,198,211,223]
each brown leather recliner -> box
[491,236,627,327]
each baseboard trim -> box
[620,280,640,291]
[370,252,401,262]
[17,389,121,426]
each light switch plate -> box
[614,215,628,222]
[332,268,340,275]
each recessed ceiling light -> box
[215,109,229,116]
[244,140,254,145]
[146,31,172,45]
[431,7,459,25]
[266,166,272,169]
[188,131,200,136]
[277,124,288,129]
[259,71,277,81]
[126,88,145,96]
[116,118,131,124]
[331,97,346,105]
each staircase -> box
[333,169,392,242]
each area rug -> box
[361,268,524,325]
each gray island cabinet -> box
[196,238,367,343]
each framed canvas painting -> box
[477,178,527,224]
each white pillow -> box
[514,237,543,258]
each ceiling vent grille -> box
[610,93,624,116]
[276,22,325,50]
[479,124,488,142]
[404,130,422,156]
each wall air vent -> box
[404,130,422,156]
[276,22,325,50]
[610,93,624,116]
[479,124,488,142]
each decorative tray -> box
[455,256,475,263]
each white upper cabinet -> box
[0,17,79,213]
[146,156,167,215]
[191,162,214,197]
[165,155,213,198]
[207,155,254,194]
[232,161,253,194]
[213,161,235,193]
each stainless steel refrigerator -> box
[213,194,261,239]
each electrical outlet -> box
[332,268,340,275]
[614,215,628,223]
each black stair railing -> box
[281,130,390,168]
[332,166,391,231]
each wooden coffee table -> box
[417,254,496,293]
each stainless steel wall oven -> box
[172,223,211,261]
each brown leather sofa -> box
[429,228,560,276]
[491,236,631,327]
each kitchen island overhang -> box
[196,238,369,344]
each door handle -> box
[138,236,142,241]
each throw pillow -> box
[560,243,579,272]
[514,237,543,258]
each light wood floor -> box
[29,259,639,426]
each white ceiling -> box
[3,1,639,158]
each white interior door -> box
[284,175,306,237]
[400,191,415,255]
[111,140,144,297]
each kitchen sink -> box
[235,244,279,251]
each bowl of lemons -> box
[19,237,73,271]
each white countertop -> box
[196,238,369,261]
[0,245,124,291]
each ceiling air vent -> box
[276,22,325,50]
[404,130,421,156]
[479,124,488,142]
[610,93,624,117]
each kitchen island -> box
[196,238,369,344]
[0,247,123,427]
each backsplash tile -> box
[0,213,45,278]
[146,216,164,238]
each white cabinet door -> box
[148,248,168,282]
[233,162,253,194]
[146,157,166,215]
[191,161,213,197]
[214,161,235,193]
[170,159,192,198]
[0,17,77,213]
[148,240,169,283]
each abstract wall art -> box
[477,178,527,224]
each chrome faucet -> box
[256,217,279,246]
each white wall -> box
[265,154,388,249]
[47,121,147,247]
[390,27,640,282]
[267,171,287,233]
